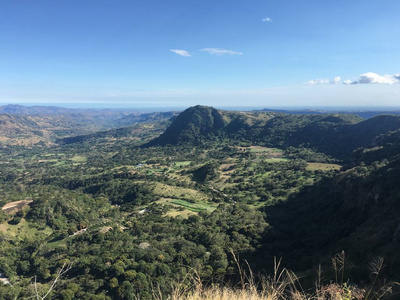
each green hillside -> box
[147,105,227,145]
[147,106,400,162]
[259,157,400,280]
[1,105,400,299]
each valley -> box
[0,105,400,299]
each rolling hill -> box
[147,105,400,161]
[0,106,178,146]
[2,104,400,298]
[259,153,400,280]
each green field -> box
[264,157,289,163]
[0,219,53,241]
[248,146,284,154]
[174,161,192,167]
[71,155,87,162]
[170,199,215,212]
[153,198,216,217]
[152,182,210,202]
[306,162,342,171]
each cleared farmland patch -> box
[152,182,210,202]
[2,200,33,214]
[306,162,342,171]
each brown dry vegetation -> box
[162,255,398,300]
[153,252,399,300]
[2,200,33,214]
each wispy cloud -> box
[170,49,191,57]
[305,79,329,85]
[305,76,341,85]
[331,76,341,84]
[343,72,400,85]
[262,17,273,22]
[200,48,243,56]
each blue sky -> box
[0,0,400,108]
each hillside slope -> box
[259,155,400,278]
[0,113,126,146]
[0,114,54,146]
[286,115,400,159]
[0,108,177,146]
[147,106,400,160]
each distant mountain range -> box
[147,105,400,161]
[2,103,400,119]
[0,104,79,115]
[3,104,400,154]
[0,104,142,115]
[0,105,178,146]
[258,107,400,119]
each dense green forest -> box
[1,105,400,299]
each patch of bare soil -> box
[2,200,33,214]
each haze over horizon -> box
[1,0,399,107]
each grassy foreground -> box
[166,284,367,300]
[159,255,398,300]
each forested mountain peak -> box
[147,105,227,145]
[147,106,400,163]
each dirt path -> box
[2,200,33,212]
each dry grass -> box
[170,287,272,300]
[165,209,197,218]
[161,255,305,300]
[160,253,399,300]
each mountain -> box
[0,104,138,116]
[112,111,178,127]
[259,107,400,119]
[255,114,361,148]
[57,120,171,145]
[147,106,400,162]
[0,104,79,115]
[0,114,55,146]
[147,105,228,145]
[0,113,127,146]
[285,115,400,159]
[0,105,179,146]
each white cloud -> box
[331,76,341,84]
[170,49,191,57]
[200,48,243,56]
[305,79,329,85]
[305,76,340,85]
[343,72,400,85]
[262,17,273,22]
[343,79,353,85]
